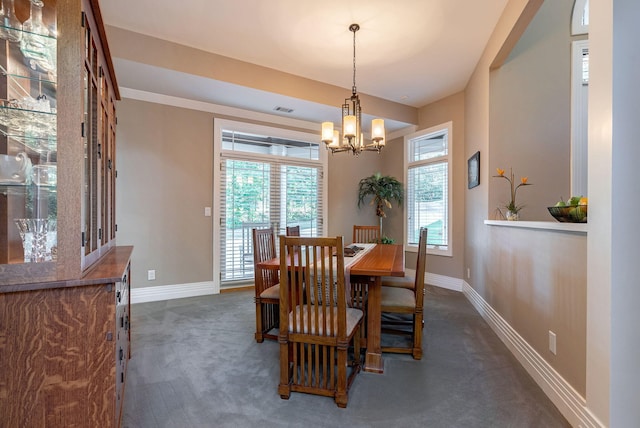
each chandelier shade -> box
[322,24,385,155]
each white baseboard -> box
[131,281,216,304]
[462,281,603,428]
[426,272,463,292]
[403,269,464,292]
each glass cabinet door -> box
[0,0,57,265]
[81,6,116,269]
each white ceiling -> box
[99,0,509,130]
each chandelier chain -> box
[352,24,357,94]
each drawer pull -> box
[119,348,123,361]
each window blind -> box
[219,130,323,283]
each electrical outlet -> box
[466,268,471,279]
[148,269,156,281]
[204,207,211,217]
[549,331,557,355]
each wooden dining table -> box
[257,243,405,374]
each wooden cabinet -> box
[0,0,120,285]
[0,1,129,426]
[0,245,133,427]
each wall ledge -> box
[485,220,588,233]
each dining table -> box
[256,242,405,374]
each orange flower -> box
[493,167,533,213]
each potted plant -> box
[493,167,532,220]
[357,172,404,239]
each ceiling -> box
[98,0,509,132]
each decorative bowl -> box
[547,205,587,223]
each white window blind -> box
[405,123,452,256]
[219,130,324,283]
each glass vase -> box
[20,0,55,73]
[14,218,57,262]
[0,0,22,43]
[505,210,519,221]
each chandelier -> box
[321,24,385,155]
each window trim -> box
[404,121,453,257]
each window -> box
[571,0,589,36]
[404,122,452,256]
[571,0,589,197]
[571,40,588,197]
[214,120,327,286]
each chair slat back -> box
[285,225,300,236]
[253,228,279,294]
[279,236,347,339]
[352,225,381,243]
[414,228,428,308]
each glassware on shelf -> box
[0,151,32,184]
[14,218,57,262]
[0,0,22,43]
[32,163,56,186]
[20,0,55,74]
[0,98,57,138]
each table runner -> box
[309,243,376,305]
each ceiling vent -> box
[274,106,294,113]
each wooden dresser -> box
[0,246,133,427]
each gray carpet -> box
[122,286,570,428]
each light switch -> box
[204,207,212,217]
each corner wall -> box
[463,0,594,425]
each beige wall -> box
[489,0,574,221]
[463,0,588,411]
[115,99,214,288]
[486,225,586,394]
[326,151,384,242]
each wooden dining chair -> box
[253,228,280,342]
[380,227,427,359]
[352,224,381,243]
[278,235,363,408]
[285,225,300,236]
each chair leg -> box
[335,344,348,408]
[278,339,292,399]
[255,299,264,343]
[412,312,423,360]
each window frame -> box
[404,121,453,257]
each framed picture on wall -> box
[468,151,480,189]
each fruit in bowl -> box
[548,196,587,223]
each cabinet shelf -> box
[0,24,57,40]
[0,183,57,195]
[1,129,56,153]
[1,70,56,86]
